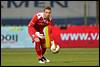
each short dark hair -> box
[44,6,51,11]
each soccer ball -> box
[50,44,60,54]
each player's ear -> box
[49,15,52,21]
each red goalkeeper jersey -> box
[28,12,53,39]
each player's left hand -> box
[51,40,56,49]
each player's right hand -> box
[35,32,45,39]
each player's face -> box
[44,9,51,19]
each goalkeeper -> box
[28,6,56,64]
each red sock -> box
[42,48,46,55]
[40,39,46,56]
[35,42,42,59]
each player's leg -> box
[34,38,45,63]
[40,39,50,62]
[40,39,46,55]
[28,27,45,63]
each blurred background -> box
[1,1,99,66]
[1,1,99,26]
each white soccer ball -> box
[50,44,60,54]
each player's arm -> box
[28,15,37,38]
[48,19,54,41]
[28,15,44,39]
[48,21,59,50]
[48,20,57,45]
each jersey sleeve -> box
[48,20,54,41]
[48,20,58,44]
[28,15,38,37]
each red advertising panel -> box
[52,26,99,48]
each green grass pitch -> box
[1,48,99,66]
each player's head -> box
[44,6,51,19]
